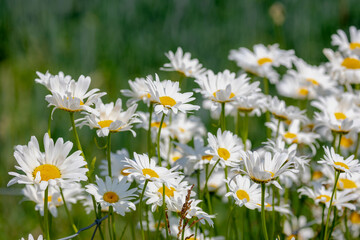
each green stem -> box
[157,113,166,167]
[120,220,129,240]
[107,133,112,177]
[354,133,360,158]
[69,112,85,160]
[337,133,342,154]
[226,203,236,240]
[263,78,271,139]
[48,107,53,138]
[204,164,213,215]
[271,185,276,240]
[60,187,78,233]
[139,180,149,240]
[261,183,269,240]
[320,203,325,240]
[44,186,51,240]
[344,208,351,240]
[324,171,340,240]
[108,206,114,240]
[236,110,240,136]
[147,103,154,159]
[241,113,249,150]
[220,102,226,131]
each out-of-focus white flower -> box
[168,113,206,144]
[146,74,200,115]
[76,98,140,137]
[283,216,315,240]
[229,43,296,83]
[99,149,134,180]
[332,26,360,56]
[266,96,307,122]
[161,47,206,78]
[121,77,152,106]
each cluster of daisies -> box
[8,26,360,240]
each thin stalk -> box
[271,185,276,240]
[60,187,78,233]
[119,220,129,240]
[241,113,249,150]
[44,186,51,240]
[263,78,271,139]
[324,171,340,240]
[48,107,53,138]
[139,180,149,240]
[204,164,213,214]
[108,206,113,240]
[145,205,150,240]
[344,208,351,240]
[156,113,166,167]
[320,204,325,240]
[236,110,240,136]
[226,203,236,240]
[261,183,269,240]
[220,102,226,131]
[69,112,85,160]
[147,103,154,159]
[337,133,342,154]
[107,133,112,177]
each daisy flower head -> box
[160,47,206,78]
[99,149,134,180]
[168,113,206,144]
[8,133,88,191]
[240,150,296,189]
[21,234,43,240]
[85,176,137,216]
[298,183,333,207]
[319,146,360,175]
[225,175,262,209]
[206,128,243,167]
[76,98,140,137]
[266,96,307,123]
[230,92,267,117]
[45,74,106,114]
[195,70,260,104]
[146,74,200,115]
[228,43,296,83]
[332,26,360,56]
[124,152,180,186]
[35,70,73,90]
[121,77,152,106]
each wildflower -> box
[85,176,137,216]
[228,43,295,83]
[225,175,262,209]
[168,113,206,144]
[331,26,360,56]
[206,129,243,167]
[121,77,152,106]
[146,74,200,115]
[8,133,88,191]
[76,98,140,137]
[319,146,360,175]
[283,216,315,240]
[266,96,307,122]
[45,74,106,114]
[161,47,206,78]
[35,71,72,90]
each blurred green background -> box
[0,0,359,239]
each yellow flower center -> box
[257,57,273,65]
[158,186,176,197]
[334,112,347,120]
[151,122,167,128]
[350,212,360,224]
[236,189,250,202]
[287,234,296,240]
[179,128,185,133]
[316,194,331,202]
[159,96,177,107]
[298,88,309,96]
[217,148,230,160]
[142,168,159,178]
[337,178,357,189]
[103,191,119,203]
[120,167,131,176]
[202,155,213,161]
[265,170,275,178]
[312,171,323,180]
[341,57,360,69]
[306,78,319,85]
[284,132,297,139]
[43,196,52,202]
[334,161,349,170]
[172,156,181,162]
[340,136,354,148]
[33,164,61,181]
[212,90,235,99]
[350,42,360,50]
[98,120,114,128]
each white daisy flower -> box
[283,216,315,240]
[20,234,43,240]
[319,146,360,175]
[35,71,72,90]
[206,129,243,167]
[144,178,192,212]
[229,92,267,117]
[239,150,296,189]
[312,94,360,134]
[168,113,206,144]
[195,70,260,104]
[85,176,137,216]
[160,47,206,78]
[121,77,152,106]
[298,183,333,207]
[266,96,307,122]
[76,98,140,137]
[124,152,180,186]
[228,43,295,83]
[99,149,134,180]
[45,74,106,113]
[146,74,200,115]
[8,133,88,191]
[225,175,262,209]
[331,26,360,56]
